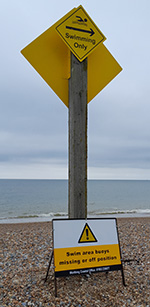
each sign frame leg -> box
[116,219,126,287]
[44,250,54,283]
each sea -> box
[0,179,150,223]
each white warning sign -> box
[53,218,122,277]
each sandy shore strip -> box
[0,217,150,306]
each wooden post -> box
[68,53,87,219]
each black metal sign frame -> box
[45,218,126,297]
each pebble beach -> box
[0,217,150,306]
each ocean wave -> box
[40,212,68,217]
[0,212,68,220]
[88,209,150,215]
[0,209,150,224]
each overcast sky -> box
[0,0,150,180]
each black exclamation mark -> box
[86,228,89,240]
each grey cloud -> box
[1,0,150,179]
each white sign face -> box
[53,218,122,277]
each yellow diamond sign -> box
[55,5,106,62]
[21,6,122,107]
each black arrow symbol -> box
[66,26,95,36]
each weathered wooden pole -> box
[68,53,87,219]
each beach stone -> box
[0,218,150,306]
